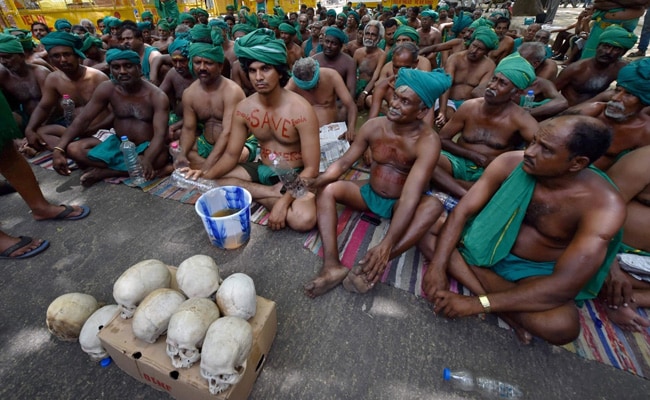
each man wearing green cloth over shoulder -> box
[304,68,451,299]
[51,48,170,187]
[173,41,247,173]
[181,28,320,233]
[423,115,626,346]
[118,21,163,82]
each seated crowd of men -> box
[2,0,650,345]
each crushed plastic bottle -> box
[61,94,75,126]
[432,191,458,212]
[119,136,145,185]
[169,169,218,193]
[269,153,307,198]
[443,368,523,399]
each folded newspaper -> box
[319,122,350,172]
[618,253,650,283]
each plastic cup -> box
[194,186,252,249]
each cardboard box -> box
[99,296,276,400]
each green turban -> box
[188,42,225,75]
[232,24,255,36]
[105,48,140,65]
[273,6,286,19]
[137,21,153,31]
[279,23,297,35]
[168,37,190,57]
[180,13,196,23]
[0,33,24,54]
[81,34,103,52]
[241,10,258,28]
[195,8,209,18]
[324,27,348,44]
[391,4,398,11]
[226,5,235,11]
[268,16,283,29]
[420,10,439,22]
[617,58,650,105]
[41,31,86,59]
[494,54,536,90]
[396,16,408,25]
[394,25,419,45]
[157,21,171,31]
[471,26,499,50]
[3,29,33,51]
[348,11,360,23]
[190,24,212,42]
[395,68,452,109]
[54,19,72,31]
[598,24,638,50]
[327,10,337,17]
[106,17,122,28]
[452,12,473,35]
[337,13,347,19]
[470,18,489,30]
[438,4,450,11]
[141,11,153,19]
[209,19,228,31]
[234,28,287,65]
[211,27,224,46]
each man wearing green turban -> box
[194,8,209,25]
[161,37,193,139]
[394,25,419,45]
[0,33,25,54]
[137,21,154,44]
[303,67,451,298]
[234,28,287,67]
[54,19,72,32]
[471,26,499,51]
[278,23,302,68]
[494,54,536,91]
[190,24,212,43]
[141,11,154,24]
[81,34,106,70]
[40,31,86,59]
[313,26,356,98]
[335,13,347,30]
[451,11,473,37]
[118,21,163,82]
[6,28,35,51]
[179,13,196,28]
[231,24,255,39]
[152,21,173,54]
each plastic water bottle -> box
[119,136,146,185]
[169,169,219,193]
[443,368,523,399]
[61,94,75,126]
[522,90,535,110]
[432,191,458,212]
[269,154,307,198]
[169,141,181,162]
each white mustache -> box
[388,107,402,116]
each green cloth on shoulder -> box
[459,163,622,301]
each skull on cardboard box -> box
[113,259,171,319]
[166,298,220,368]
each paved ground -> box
[2,7,650,400]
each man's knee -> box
[526,306,580,346]
[287,196,317,232]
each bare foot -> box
[80,168,119,187]
[342,265,375,294]
[605,304,650,332]
[499,314,533,345]
[304,264,350,298]
[15,138,40,158]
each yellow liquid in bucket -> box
[212,208,241,217]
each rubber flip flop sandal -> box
[53,204,91,220]
[0,236,50,259]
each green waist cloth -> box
[355,77,369,98]
[620,242,650,257]
[459,163,623,301]
[0,91,22,151]
[581,10,639,59]
[87,134,150,171]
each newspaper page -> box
[319,122,350,172]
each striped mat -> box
[302,201,650,378]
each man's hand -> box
[605,259,634,308]
[359,242,392,284]
[267,199,290,230]
[470,152,490,168]
[422,262,449,301]
[435,113,447,128]
[140,157,155,180]
[52,151,71,176]
[25,128,47,150]
[178,166,203,180]
[433,291,483,318]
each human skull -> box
[216,273,256,320]
[176,255,222,298]
[46,293,99,342]
[200,316,253,394]
[166,298,220,368]
[79,305,119,361]
[113,259,171,319]
[132,288,186,343]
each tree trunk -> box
[512,0,544,16]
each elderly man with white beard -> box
[353,20,386,109]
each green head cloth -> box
[391,4,398,11]
[273,6,286,19]
[268,16,283,29]
[105,48,140,65]
[0,33,24,54]
[211,27,225,46]
[190,24,212,42]
[494,54,536,90]
[343,6,350,13]
[137,21,153,31]
[395,16,407,25]
[382,6,391,12]
[452,12,473,35]
[188,42,225,75]
[157,21,171,32]
[234,28,287,66]
[195,8,209,18]
[337,12,347,19]
[279,23,297,35]
[232,24,255,36]
[438,3,450,11]
[226,5,235,11]
[292,59,320,90]
[81,34,104,52]
[324,27,348,44]
[41,31,86,59]
[617,58,650,105]
[4,29,33,51]
[348,11,360,22]
[180,13,196,24]
[105,17,122,28]
[394,25,419,45]
[471,26,499,50]
[54,19,72,31]
[420,10,439,22]
[141,11,153,19]
[209,19,228,31]
[327,10,337,17]
[598,24,637,50]
[470,18,489,30]
[168,37,190,57]
[395,68,452,109]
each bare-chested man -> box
[488,17,515,64]
[345,11,360,44]
[303,69,451,298]
[119,21,162,82]
[286,57,357,141]
[159,38,195,142]
[433,55,538,198]
[313,27,356,99]
[151,21,173,54]
[24,31,111,152]
[278,23,304,69]
[174,42,246,172]
[566,58,650,170]
[182,29,319,232]
[423,115,626,345]
[302,21,323,57]
[417,10,442,51]
[601,146,650,331]
[81,34,108,75]
[555,25,636,106]
[436,26,498,127]
[353,21,385,108]
[380,26,432,79]
[51,48,170,186]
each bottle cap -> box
[527,90,534,95]
[62,94,70,99]
[171,141,178,149]
[100,357,112,368]
[443,368,451,381]
[120,136,128,141]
